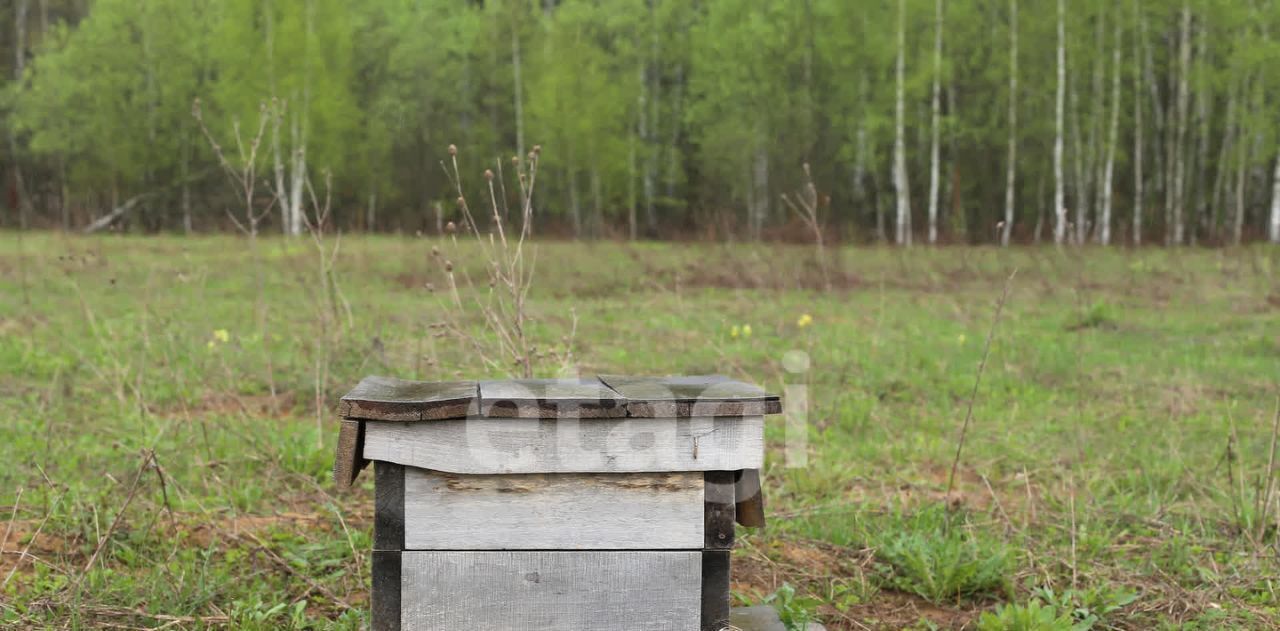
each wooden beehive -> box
[334,375,781,631]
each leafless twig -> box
[946,269,1018,501]
[432,145,573,378]
[780,163,831,290]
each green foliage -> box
[1032,585,1140,628]
[0,237,1277,627]
[977,599,1084,631]
[1067,301,1119,331]
[7,0,1280,239]
[761,583,824,630]
[977,585,1138,631]
[874,504,1014,603]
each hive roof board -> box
[599,374,782,417]
[338,375,781,421]
[337,376,479,421]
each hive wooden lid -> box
[338,374,781,421]
[335,375,780,523]
[338,376,479,421]
[599,374,782,417]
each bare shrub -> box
[431,145,575,378]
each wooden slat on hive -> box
[703,471,736,550]
[599,374,782,417]
[374,461,405,551]
[371,550,401,631]
[403,469,704,550]
[478,378,627,418]
[400,551,702,631]
[362,416,765,474]
[339,376,478,421]
[734,468,767,529]
[701,550,731,631]
[333,419,368,487]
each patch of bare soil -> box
[0,519,78,580]
[162,390,299,420]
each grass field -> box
[2,233,1279,630]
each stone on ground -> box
[729,606,827,631]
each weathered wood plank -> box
[363,416,765,474]
[599,374,782,417]
[479,378,628,419]
[339,376,478,422]
[333,419,368,487]
[703,471,736,550]
[403,469,704,550]
[372,550,401,631]
[400,551,701,631]
[701,551,731,631]
[734,469,767,529]
[375,461,405,551]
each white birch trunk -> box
[1002,0,1017,247]
[927,0,943,244]
[1270,154,1280,243]
[1070,68,1087,244]
[1133,0,1145,245]
[1233,131,1248,247]
[1081,12,1103,245]
[1099,17,1121,246]
[894,0,911,246]
[1170,3,1191,245]
[273,111,288,234]
[1052,0,1067,245]
[286,113,306,236]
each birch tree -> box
[1099,16,1121,245]
[1132,0,1144,245]
[11,0,1280,241]
[893,0,911,246]
[927,0,943,244]
[1270,154,1280,243]
[1052,0,1066,245]
[1170,2,1192,245]
[1001,0,1017,247]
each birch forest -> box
[3,0,1280,245]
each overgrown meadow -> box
[1,233,1278,630]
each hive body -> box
[337,375,779,631]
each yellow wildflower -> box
[742,325,752,338]
[797,314,813,328]
[730,325,741,339]
[213,329,230,343]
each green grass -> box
[1,233,1278,629]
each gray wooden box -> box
[335,375,780,631]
